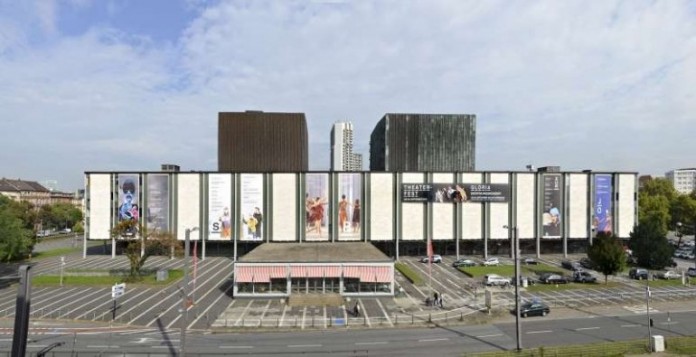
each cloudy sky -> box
[1,0,694,191]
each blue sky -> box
[1,0,694,191]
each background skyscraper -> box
[331,122,363,171]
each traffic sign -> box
[112,283,126,298]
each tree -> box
[111,220,182,280]
[628,219,674,270]
[670,194,696,245]
[587,232,626,284]
[0,197,33,262]
[638,194,670,236]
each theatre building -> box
[83,170,637,297]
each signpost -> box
[111,283,125,320]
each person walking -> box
[354,302,360,317]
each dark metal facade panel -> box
[218,111,309,171]
[370,113,476,172]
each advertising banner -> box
[541,175,562,238]
[337,173,361,241]
[401,183,510,203]
[593,175,613,234]
[117,174,139,237]
[208,174,232,241]
[240,174,264,241]
[146,174,169,234]
[305,173,329,241]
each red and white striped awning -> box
[343,266,362,278]
[269,266,287,279]
[235,266,254,283]
[290,265,335,278]
[323,266,341,278]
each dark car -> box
[579,257,594,269]
[687,267,696,277]
[629,268,649,280]
[517,301,550,318]
[452,259,476,267]
[562,260,583,271]
[573,271,597,283]
[540,273,569,284]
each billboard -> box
[146,174,169,234]
[593,175,613,234]
[305,173,329,241]
[117,174,139,236]
[337,173,361,241]
[240,174,264,241]
[208,174,232,241]
[541,175,562,238]
[401,183,510,203]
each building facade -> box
[666,168,696,195]
[218,111,309,171]
[0,178,81,208]
[330,121,362,171]
[370,113,476,172]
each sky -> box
[0,0,694,192]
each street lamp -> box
[676,222,683,248]
[503,225,522,351]
[180,227,198,357]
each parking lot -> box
[3,239,696,332]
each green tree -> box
[670,195,696,244]
[628,219,674,270]
[0,197,33,262]
[641,178,677,201]
[587,232,626,284]
[111,220,182,280]
[638,194,670,236]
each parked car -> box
[579,257,594,269]
[420,255,443,263]
[540,273,569,284]
[482,257,500,266]
[517,301,550,318]
[523,258,538,265]
[561,260,583,271]
[629,268,649,280]
[511,276,537,286]
[573,271,597,283]
[656,270,681,280]
[452,258,476,267]
[484,274,511,287]
[687,267,696,277]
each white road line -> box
[418,338,448,342]
[188,283,235,329]
[279,303,288,327]
[621,324,640,328]
[359,299,371,328]
[235,300,255,327]
[476,334,503,338]
[289,344,321,348]
[258,300,272,327]
[375,298,394,327]
[526,330,553,334]
[301,306,307,330]
[220,346,253,349]
[660,321,680,325]
[575,327,600,331]
[87,345,120,348]
[323,306,328,329]
[356,341,388,345]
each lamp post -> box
[676,222,683,248]
[503,225,522,351]
[180,227,198,357]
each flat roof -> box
[239,243,392,263]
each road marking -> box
[289,344,321,348]
[356,341,388,345]
[526,330,553,334]
[661,321,680,325]
[87,345,120,348]
[235,300,255,327]
[575,327,600,331]
[418,338,448,342]
[151,346,170,349]
[621,324,640,328]
[279,303,288,327]
[359,299,371,328]
[189,283,235,329]
[323,305,328,329]
[375,298,394,327]
[476,334,503,338]
[220,345,253,349]
[301,306,307,330]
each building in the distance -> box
[370,113,476,172]
[0,178,81,208]
[331,121,362,171]
[666,168,696,194]
[218,111,308,171]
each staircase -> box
[288,293,344,307]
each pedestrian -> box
[439,293,445,308]
[354,302,360,317]
[433,292,439,307]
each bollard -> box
[411,314,414,325]
[460,312,463,321]
[428,313,431,323]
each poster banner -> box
[146,174,169,234]
[208,174,232,241]
[541,174,562,238]
[305,173,329,241]
[240,174,263,241]
[401,183,510,203]
[593,175,613,234]
[117,174,139,237]
[337,173,361,241]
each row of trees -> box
[0,196,83,262]
[588,178,696,283]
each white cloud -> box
[0,0,695,189]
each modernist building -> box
[331,122,362,171]
[370,113,476,172]
[218,111,309,171]
[85,170,637,296]
[666,168,696,194]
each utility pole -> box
[180,227,197,357]
[513,226,522,351]
[12,265,32,357]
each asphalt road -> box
[6,309,696,356]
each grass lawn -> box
[460,263,565,278]
[32,247,82,259]
[395,262,425,286]
[641,277,696,287]
[526,281,621,292]
[32,269,183,286]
